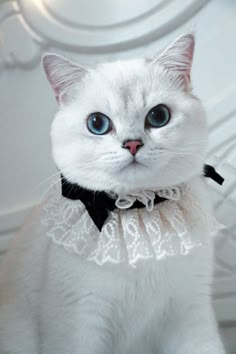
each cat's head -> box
[43,33,207,194]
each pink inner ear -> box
[183,37,194,77]
[42,54,87,104]
[157,33,195,79]
[44,67,60,102]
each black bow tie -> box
[61,164,224,231]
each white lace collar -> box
[112,185,182,211]
[41,184,219,266]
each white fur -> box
[0,33,225,353]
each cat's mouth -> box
[130,159,139,166]
[121,157,146,171]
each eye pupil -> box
[145,104,170,128]
[92,116,102,129]
[87,112,111,135]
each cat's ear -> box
[42,53,87,104]
[154,33,195,86]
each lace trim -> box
[41,184,222,266]
[114,186,182,211]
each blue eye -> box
[87,112,111,135]
[145,104,171,128]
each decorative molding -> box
[0,204,33,234]
[204,87,236,324]
[0,204,34,254]
[0,4,45,69]
[0,1,19,23]
[0,0,209,69]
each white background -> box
[0,1,236,352]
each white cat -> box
[0,33,226,353]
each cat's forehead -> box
[75,58,181,120]
[83,59,177,105]
[81,59,154,111]
[97,59,148,82]
[91,59,150,96]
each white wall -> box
[1,1,236,352]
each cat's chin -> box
[107,170,170,195]
[108,163,202,195]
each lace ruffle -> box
[41,184,221,266]
[114,186,182,211]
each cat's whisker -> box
[32,170,61,194]
[151,147,206,155]
[101,157,121,163]
[150,141,207,153]
[44,170,80,195]
[165,146,204,153]
[31,160,86,194]
[146,151,205,162]
[45,176,64,194]
[102,158,127,165]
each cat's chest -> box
[48,244,202,318]
[42,243,211,353]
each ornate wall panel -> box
[1,0,209,64]
[207,90,236,330]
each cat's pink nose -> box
[122,139,143,155]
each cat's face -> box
[43,34,207,194]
